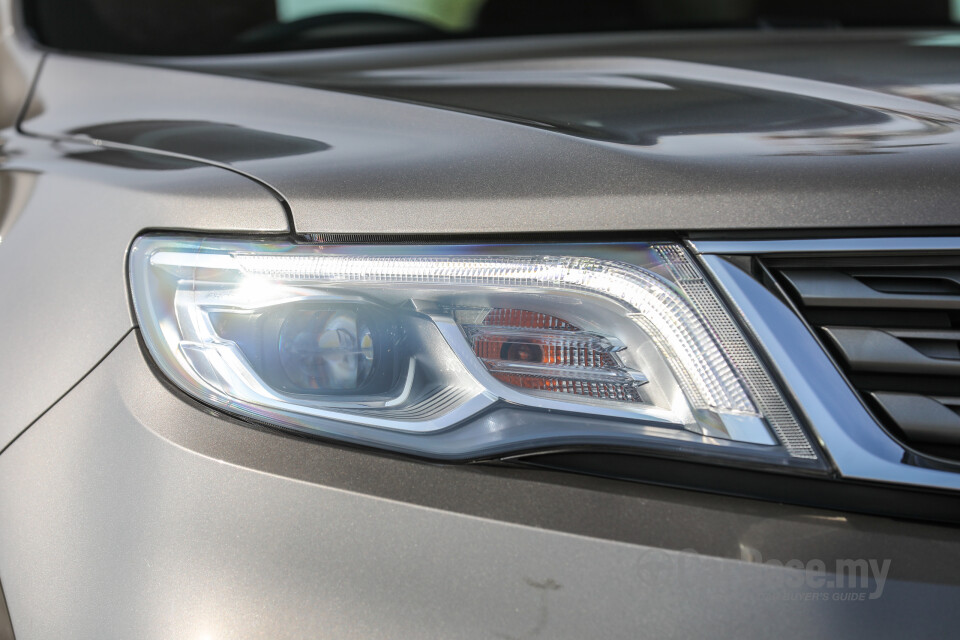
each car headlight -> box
[129,235,820,466]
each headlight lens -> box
[130,235,819,465]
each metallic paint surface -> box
[2,17,960,639]
[0,0,41,129]
[0,136,287,452]
[1,334,959,638]
[18,32,960,234]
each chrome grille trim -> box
[693,239,960,492]
[690,237,960,256]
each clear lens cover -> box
[130,235,818,464]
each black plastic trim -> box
[519,451,960,525]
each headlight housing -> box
[130,235,820,466]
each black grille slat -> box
[771,258,960,463]
[803,307,953,329]
[822,327,960,376]
[846,268,960,297]
[848,372,960,397]
[779,269,960,309]
[871,393,960,446]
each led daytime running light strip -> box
[233,253,756,415]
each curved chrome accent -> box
[696,244,960,491]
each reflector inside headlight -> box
[130,236,818,465]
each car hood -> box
[312,54,960,154]
[21,31,960,234]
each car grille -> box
[767,254,960,463]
